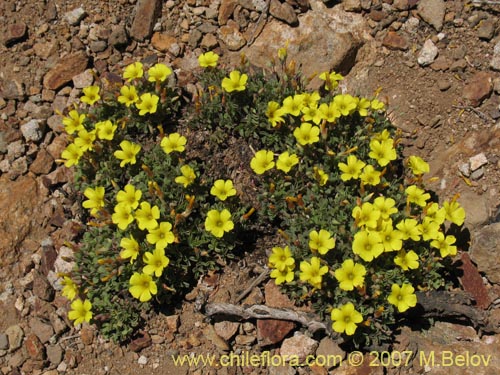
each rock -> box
[138,355,148,365]
[257,319,295,346]
[151,32,178,52]
[109,24,128,47]
[90,40,108,53]
[219,0,237,25]
[438,79,451,91]
[417,0,446,31]
[165,315,180,332]
[4,22,28,46]
[5,325,24,351]
[430,56,451,71]
[9,157,28,180]
[188,29,203,48]
[47,115,65,133]
[219,22,247,51]
[129,331,151,352]
[343,0,361,12]
[239,0,268,12]
[315,337,345,368]
[72,70,94,89]
[393,0,409,10]
[459,253,491,309]
[243,7,368,81]
[46,345,63,366]
[280,333,318,362]
[32,271,55,302]
[270,0,298,26]
[33,41,58,60]
[130,0,162,41]
[463,71,492,107]
[65,7,87,26]
[459,190,490,228]
[49,312,68,336]
[7,140,25,160]
[203,325,230,351]
[47,134,68,160]
[0,333,8,350]
[382,31,408,51]
[201,33,219,49]
[417,39,438,66]
[491,41,500,71]
[470,167,484,180]
[458,162,471,177]
[469,152,488,171]
[29,317,54,343]
[269,365,297,375]
[43,51,89,90]
[477,18,496,41]
[20,119,45,143]
[264,280,295,308]
[368,9,387,22]
[0,78,25,100]
[470,223,500,284]
[25,333,45,361]
[242,286,264,305]
[214,321,239,341]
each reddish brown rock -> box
[25,333,46,361]
[42,51,89,90]
[80,325,95,346]
[264,280,295,308]
[219,22,246,51]
[130,0,162,41]
[151,32,178,52]
[214,321,239,341]
[4,22,28,46]
[459,252,491,309]
[463,71,492,107]
[29,148,54,175]
[369,9,387,22]
[382,31,408,51]
[257,319,295,346]
[129,331,151,352]
[219,0,237,25]
[270,0,298,26]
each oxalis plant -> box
[58,46,467,347]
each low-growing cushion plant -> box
[58,47,467,347]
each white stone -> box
[138,355,148,365]
[21,119,45,142]
[65,7,87,26]
[469,152,488,171]
[417,39,439,66]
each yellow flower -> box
[205,209,234,238]
[339,155,366,181]
[360,165,381,186]
[387,283,417,312]
[82,186,105,215]
[135,202,160,231]
[266,101,286,127]
[431,232,457,257]
[379,222,403,252]
[282,94,305,116]
[114,140,141,167]
[61,143,83,167]
[250,150,275,175]
[269,246,295,272]
[276,151,299,173]
[129,272,157,302]
[333,94,357,116]
[309,229,335,255]
[299,256,328,289]
[112,203,134,230]
[95,120,117,141]
[68,299,93,326]
[352,230,384,262]
[373,196,398,219]
[61,276,78,301]
[302,104,323,125]
[356,97,371,116]
[443,200,466,226]
[161,133,187,154]
[352,202,380,229]
[371,99,385,110]
[270,267,295,285]
[221,70,248,92]
[394,250,419,271]
[123,62,144,82]
[318,71,343,91]
[118,85,139,107]
[407,155,430,175]
[334,259,366,291]
[210,179,237,201]
[198,51,219,68]
[116,184,142,210]
[74,128,96,152]
[62,110,85,134]
[146,222,175,250]
[136,93,159,115]
[147,63,172,83]
[396,219,421,241]
[369,139,397,167]
[318,101,340,123]
[80,86,100,106]
[120,235,140,263]
[405,185,431,207]
[302,92,321,108]
[330,302,363,336]
[313,167,329,186]
[425,202,446,225]
[293,122,320,145]
[418,217,440,241]
[175,165,196,187]
[143,248,170,277]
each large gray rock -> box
[470,223,500,284]
[417,0,446,31]
[241,5,370,82]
